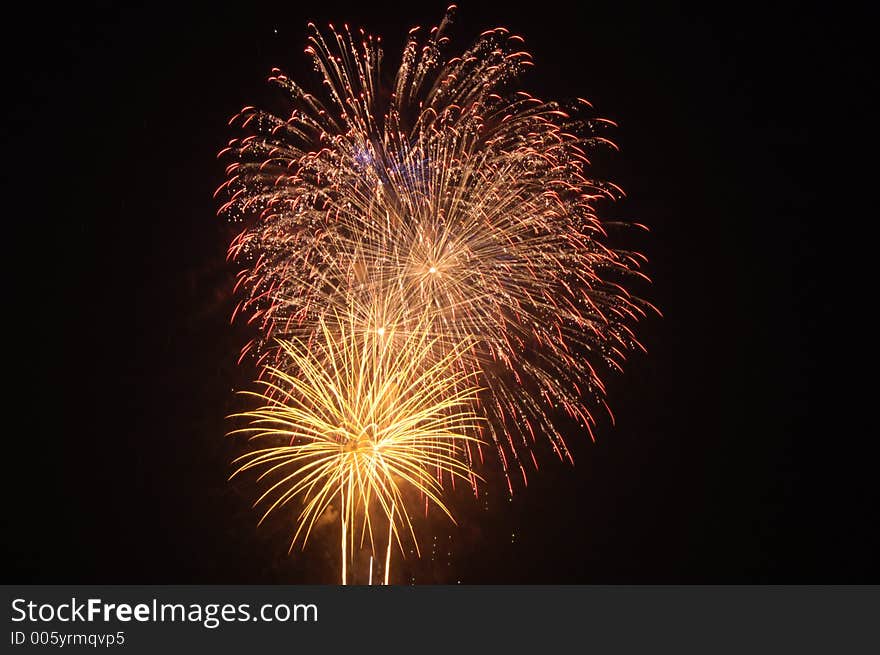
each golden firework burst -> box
[228,310,482,583]
[217,8,655,487]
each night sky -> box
[4,1,874,583]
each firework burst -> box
[218,6,653,488]
[228,310,482,583]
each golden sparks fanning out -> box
[220,5,655,582]
[218,7,654,492]
[228,311,482,583]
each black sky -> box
[3,0,873,583]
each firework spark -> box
[228,310,482,583]
[218,6,653,487]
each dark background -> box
[3,0,872,583]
